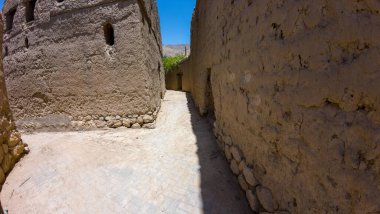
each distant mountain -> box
[163,44,190,57]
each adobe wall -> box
[165,68,181,91]
[187,0,380,213]
[0,14,26,188]
[165,58,192,92]
[180,58,192,92]
[3,0,164,130]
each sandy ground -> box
[0,91,251,214]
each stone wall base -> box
[213,122,289,214]
[16,108,160,132]
[0,128,27,189]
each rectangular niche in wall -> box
[6,8,17,31]
[104,23,115,46]
[25,0,37,22]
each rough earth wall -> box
[165,68,181,91]
[137,0,166,98]
[0,14,26,188]
[186,0,380,213]
[3,0,164,130]
[180,58,192,92]
[165,58,192,92]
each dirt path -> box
[0,91,251,214]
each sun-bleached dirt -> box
[0,91,251,214]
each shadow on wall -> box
[185,93,251,213]
[166,70,183,91]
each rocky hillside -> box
[163,44,190,57]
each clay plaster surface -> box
[185,0,380,213]
[3,0,164,126]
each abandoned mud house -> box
[2,0,164,130]
[176,0,380,213]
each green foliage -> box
[163,55,187,74]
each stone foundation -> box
[213,122,288,213]
[182,0,380,212]
[16,108,160,132]
[72,111,159,130]
[0,128,27,187]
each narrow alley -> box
[0,91,251,213]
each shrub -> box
[163,55,187,74]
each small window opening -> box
[6,9,17,31]
[25,0,37,22]
[177,73,183,91]
[4,47,8,57]
[25,37,29,49]
[57,0,64,2]
[104,23,115,46]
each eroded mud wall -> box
[165,58,192,92]
[180,58,192,92]
[188,0,380,213]
[165,68,181,91]
[3,0,163,130]
[137,0,166,99]
[0,14,25,188]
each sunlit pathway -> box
[0,91,251,214]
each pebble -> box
[122,119,131,128]
[12,144,25,159]
[107,120,115,127]
[130,118,137,124]
[131,123,141,129]
[239,160,246,172]
[137,116,144,125]
[246,190,259,212]
[243,166,259,186]
[8,132,21,147]
[142,123,156,129]
[230,160,240,175]
[224,145,232,161]
[256,186,278,212]
[95,121,106,128]
[230,146,242,162]
[143,115,154,123]
[238,174,249,191]
[111,121,123,128]
[224,136,233,146]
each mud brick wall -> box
[3,0,164,130]
[186,0,380,213]
[165,58,192,92]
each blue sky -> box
[0,0,195,45]
[157,0,196,45]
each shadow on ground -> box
[185,93,252,214]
